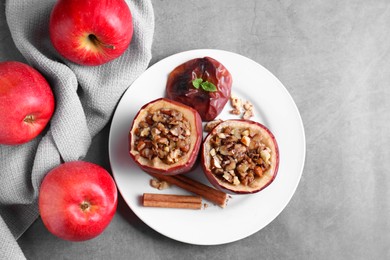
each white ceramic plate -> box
[108,49,305,245]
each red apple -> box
[0,61,55,145]
[49,0,133,66]
[39,161,118,241]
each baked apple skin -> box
[166,57,232,121]
[129,98,203,175]
[201,119,279,194]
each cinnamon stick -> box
[143,193,202,209]
[148,173,228,208]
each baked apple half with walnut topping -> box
[166,57,232,121]
[201,119,279,194]
[129,98,203,175]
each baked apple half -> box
[166,56,232,121]
[202,119,279,194]
[129,98,203,175]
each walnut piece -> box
[150,178,171,190]
[230,95,242,110]
[229,95,254,119]
[204,119,223,132]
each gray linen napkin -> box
[0,0,154,259]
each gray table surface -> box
[2,0,389,259]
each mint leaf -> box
[192,78,217,92]
[201,81,217,92]
[192,78,203,89]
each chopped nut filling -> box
[208,126,271,187]
[134,108,192,164]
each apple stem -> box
[23,114,35,124]
[80,201,90,211]
[88,34,115,50]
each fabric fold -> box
[0,0,155,259]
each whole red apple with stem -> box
[39,161,118,241]
[49,0,133,66]
[0,61,55,145]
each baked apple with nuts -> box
[129,98,203,175]
[202,119,279,194]
[166,57,232,121]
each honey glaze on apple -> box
[133,108,192,165]
[202,120,279,194]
